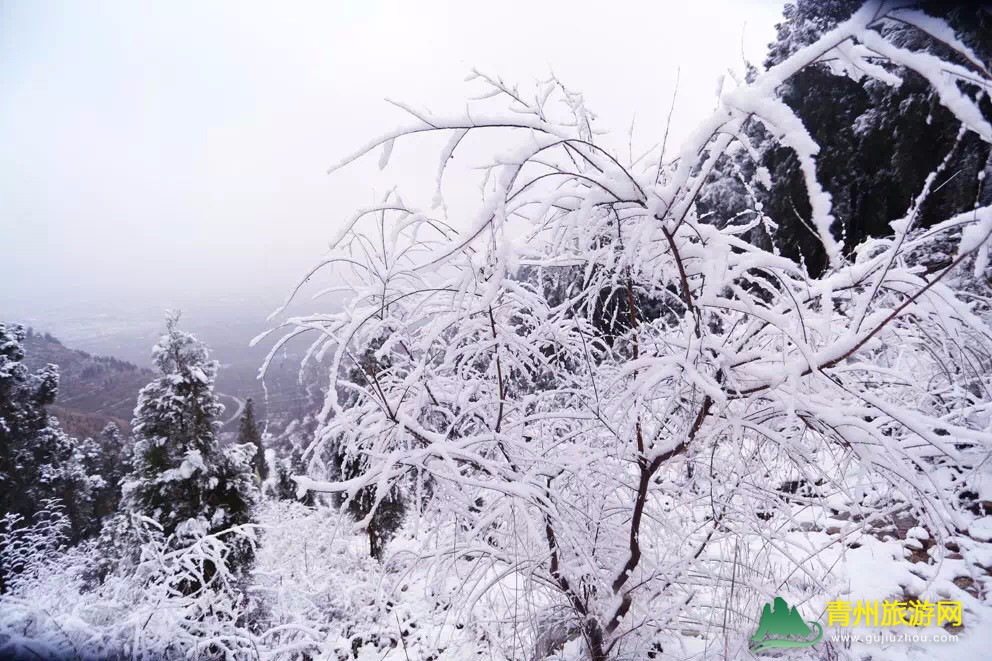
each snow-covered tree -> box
[0,323,98,588]
[237,397,267,483]
[704,0,992,274]
[264,445,315,506]
[336,452,406,560]
[120,314,258,583]
[264,2,992,658]
[328,344,408,560]
[92,422,130,520]
[2,324,65,522]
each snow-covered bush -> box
[0,501,492,660]
[263,3,992,658]
[0,500,69,598]
[0,514,259,660]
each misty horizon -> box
[2,0,782,317]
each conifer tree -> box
[264,445,315,506]
[120,314,258,580]
[332,344,407,560]
[339,452,406,560]
[0,323,97,589]
[701,1,992,274]
[237,398,267,483]
[85,422,131,521]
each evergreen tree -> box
[1,323,59,520]
[120,314,258,582]
[340,453,406,560]
[0,323,98,590]
[50,422,132,543]
[264,445,315,506]
[701,1,992,275]
[237,398,267,483]
[332,344,407,560]
[83,422,131,523]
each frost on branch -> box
[0,500,69,597]
[270,3,992,659]
[0,515,259,660]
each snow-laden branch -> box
[273,3,992,658]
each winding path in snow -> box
[219,393,246,429]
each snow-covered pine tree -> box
[2,323,62,523]
[91,421,130,520]
[120,314,258,583]
[237,398,267,483]
[264,445,315,506]
[331,342,407,559]
[338,452,406,560]
[0,323,98,590]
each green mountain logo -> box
[750,596,823,654]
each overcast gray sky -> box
[1,0,784,313]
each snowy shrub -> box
[251,501,478,660]
[0,514,259,660]
[262,3,992,659]
[0,499,69,597]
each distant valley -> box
[12,310,325,443]
[21,329,152,438]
